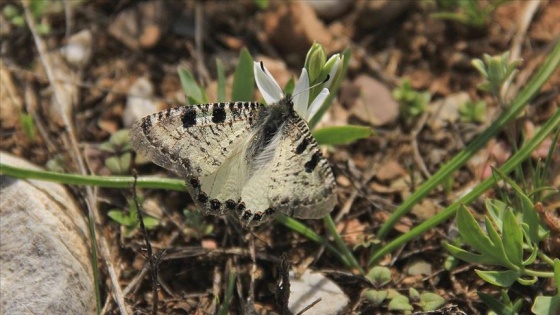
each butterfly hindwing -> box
[238,114,337,226]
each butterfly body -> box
[130,96,336,227]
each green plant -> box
[108,195,159,238]
[392,79,431,121]
[99,130,132,175]
[363,266,446,312]
[459,100,487,123]
[183,209,214,239]
[368,45,559,268]
[432,0,510,28]
[472,51,522,106]
[2,0,52,34]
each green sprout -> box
[459,99,487,123]
[472,51,522,105]
[432,0,511,29]
[392,79,431,120]
[100,130,132,175]
[108,195,159,238]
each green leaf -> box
[216,58,226,102]
[532,295,560,315]
[554,259,560,289]
[142,216,159,229]
[231,48,254,101]
[409,287,420,300]
[475,269,520,287]
[456,206,509,266]
[486,199,508,232]
[108,210,135,226]
[443,242,499,265]
[19,113,36,142]
[178,66,208,105]
[312,125,372,145]
[253,0,269,9]
[366,266,391,287]
[363,289,387,306]
[501,209,523,268]
[492,167,542,244]
[419,292,445,311]
[478,291,517,315]
[388,295,413,311]
[105,156,124,175]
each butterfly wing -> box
[129,102,264,215]
[239,115,337,226]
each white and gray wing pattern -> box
[238,104,337,226]
[129,102,264,216]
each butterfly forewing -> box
[130,102,264,215]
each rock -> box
[261,2,333,65]
[428,92,470,130]
[0,152,96,314]
[306,0,353,20]
[60,29,93,68]
[108,1,170,50]
[355,0,413,30]
[122,77,160,128]
[347,75,399,126]
[289,269,349,314]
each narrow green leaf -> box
[456,206,495,255]
[231,48,254,101]
[178,66,208,104]
[492,167,542,244]
[502,209,523,268]
[485,199,507,232]
[216,58,226,102]
[312,125,372,145]
[554,259,560,289]
[485,216,518,269]
[475,269,520,287]
[443,243,499,265]
[108,210,134,226]
[478,291,516,315]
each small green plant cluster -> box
[363,266,445,312]
[108,195,159,238]
[100,130,132,175]
[392,79,431,120]
[183,209,214,239]
[472,51,522,105]
[2,0,51,34]
[432,0,511,28]
[444,168,560,314]
[459,100,487,123]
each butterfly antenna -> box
[292,74,331,98]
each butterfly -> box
[129,64,337,227]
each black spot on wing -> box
[212,104,227,123]
[225,199,237,210]
[210,199,221,210]
[182,107,197,128]
[141,116,152,133]
[295,137,310,154]
[197,192,209,203]
[304,152,321,173]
